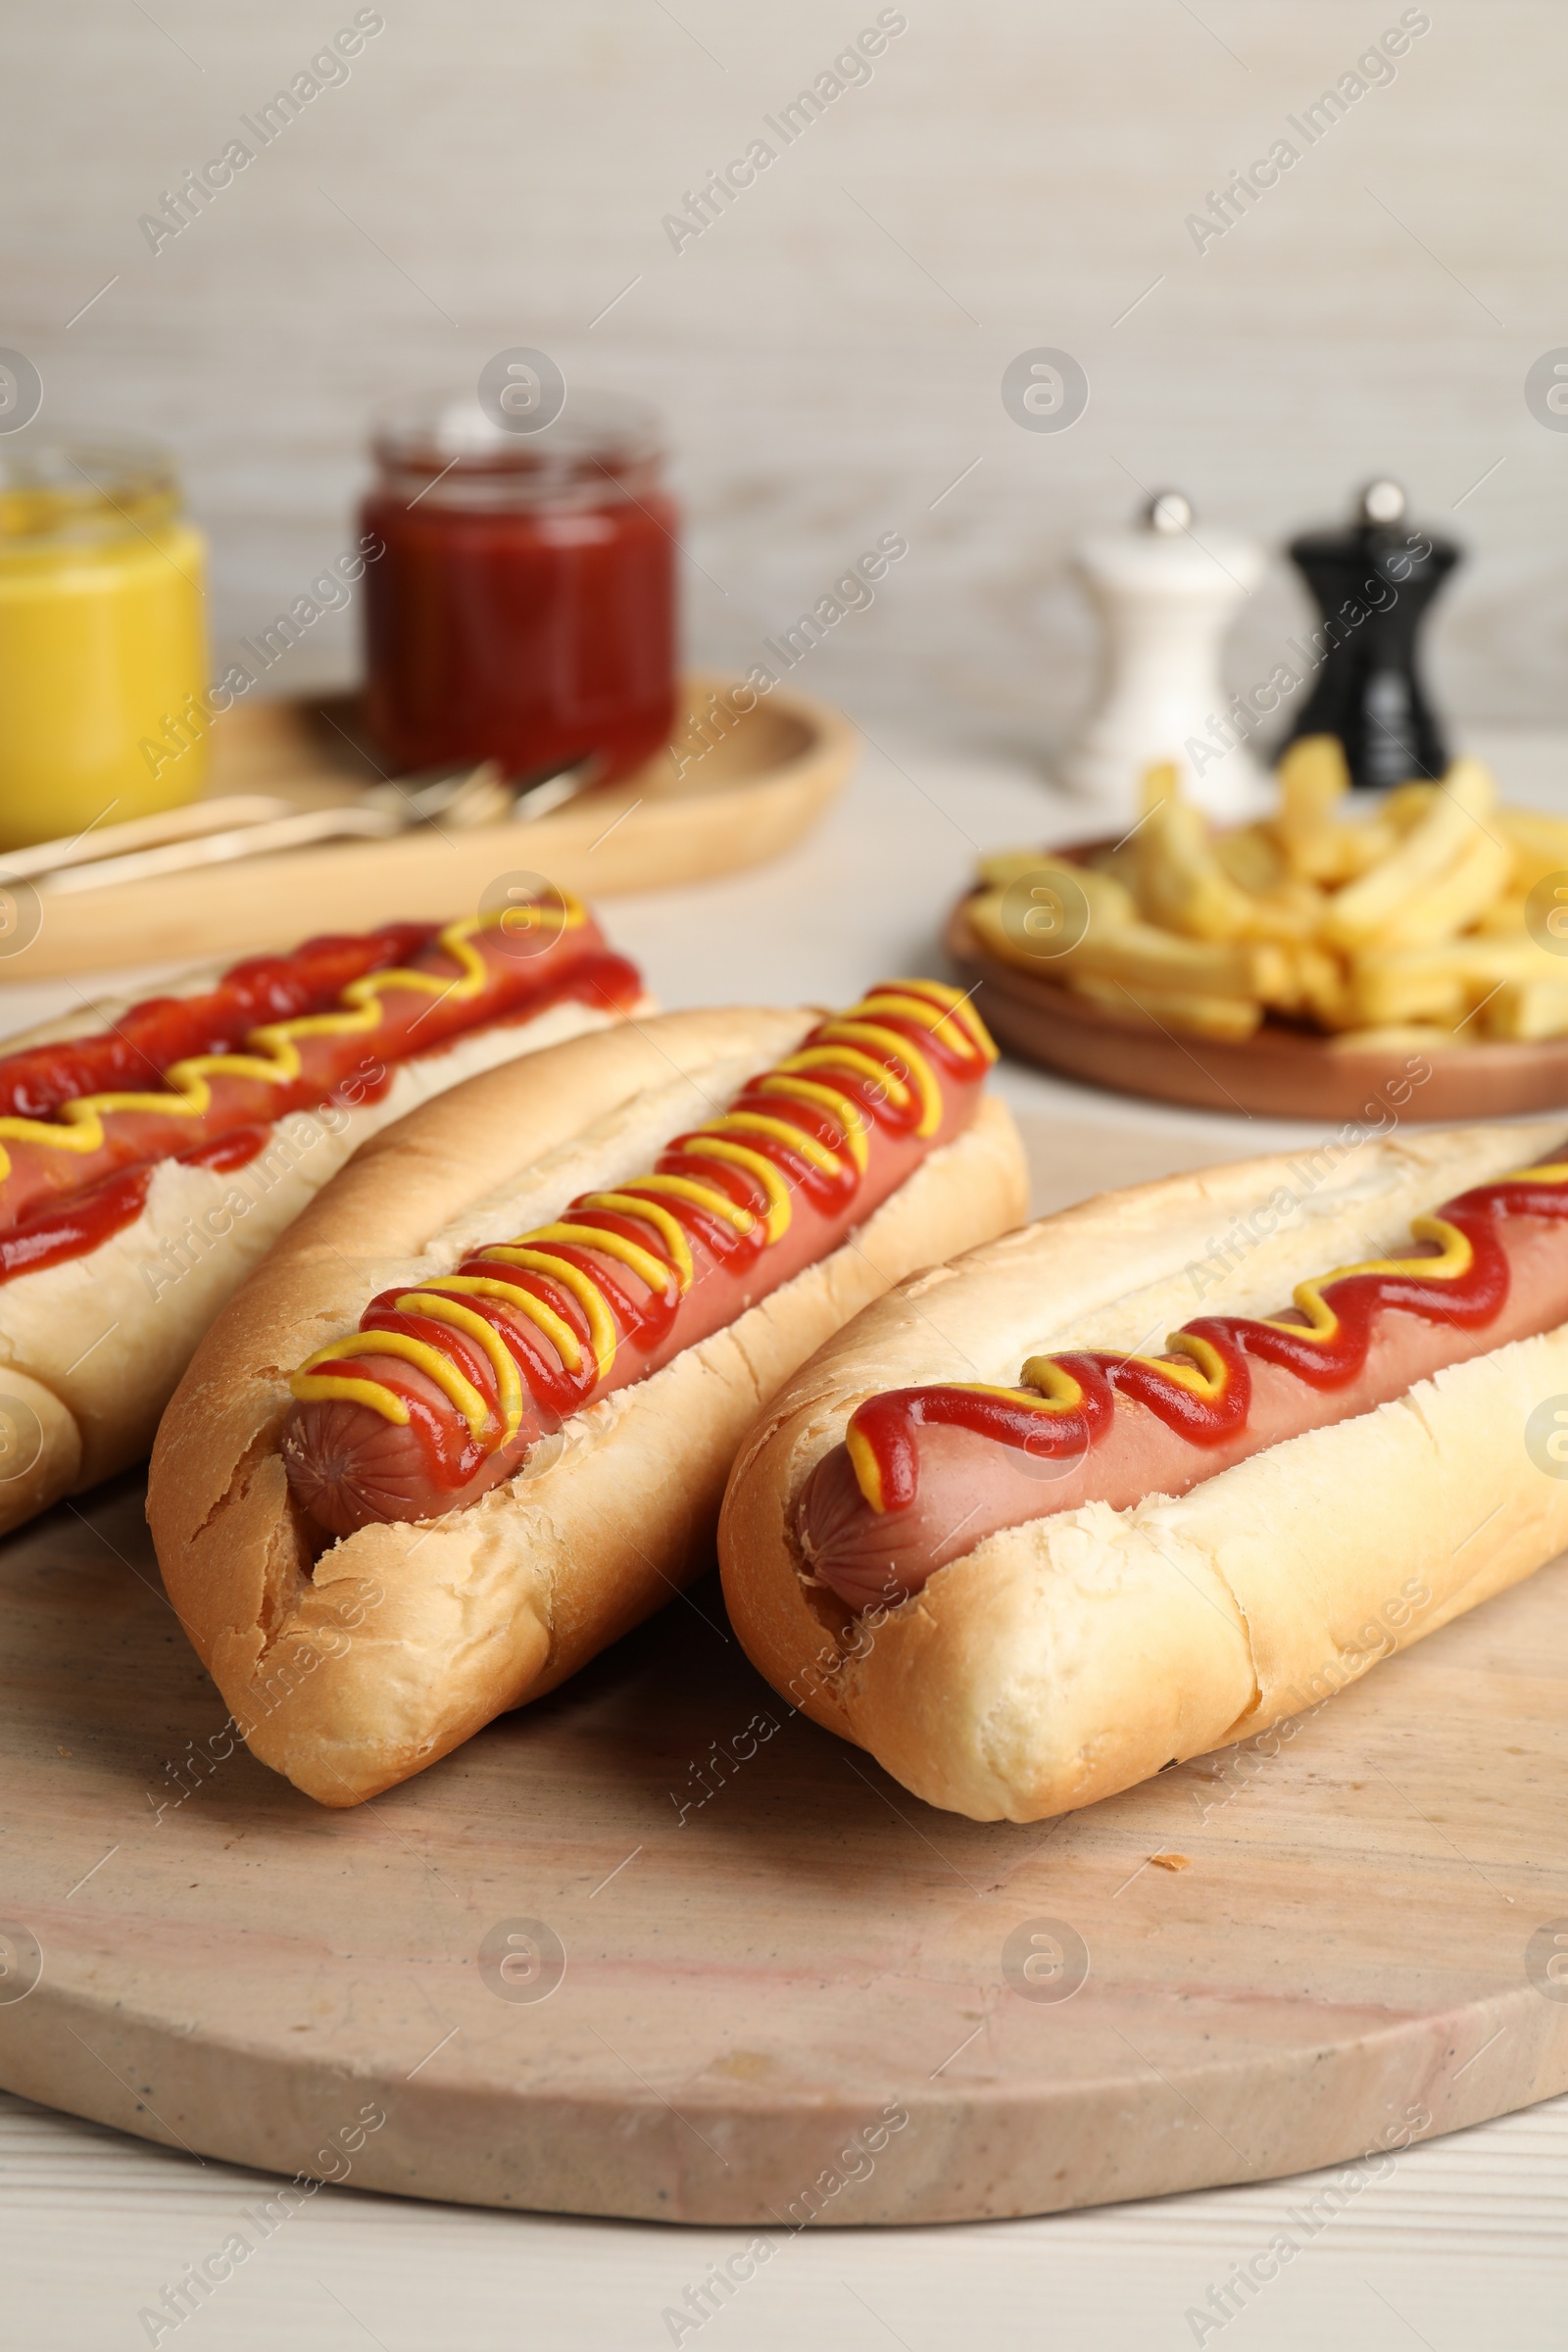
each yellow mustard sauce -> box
[0,444,209,848]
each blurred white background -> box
[9,0,1565,760]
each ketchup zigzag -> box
[845,1159,1568,1515]
[288,982,997,1495]
[0,899,638,1283]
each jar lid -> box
[0,439,181,543]
[371,388,662,508]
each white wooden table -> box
[2,725,1566,2349]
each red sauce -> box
[0,922,641,1281]
[360,403,678,784]
[848,1167,1568,1512]
[0,1125,273,1283]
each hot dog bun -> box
[148,1008,1028,1806]
[0,981,639,1535]
[719,1119,1568,1822]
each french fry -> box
[1382,781,1437,832]
[1133,790,1258,942]
[1058,924,1291,1004]
[1273,735,1358,882]
[1277,734,1348,826]
[972,855,1135,932]
[1111,937,1287,1003]
[1482,980,1568,1043]
[1272,742,1435,884]
[1282,942,1356,1030]
[1321,758,1500,950]
[1141,760,1180,813]
[1064,972,1263,1042]
[1328,813,1403,877]
[1495,807,1568,896]
[1347,935,1548,1029]
[1347,965,1467,1029]
[1262,942,1307,1014]
[1361,824,1515,951]
[1473,893,1529,937]
[1212,821,1287,894]
[1322,1023,1459,1055]
[1083,839,1142,898]
[1265,939,1351,1017]
[969,884,1287,1000]
[1244,877,1331,943]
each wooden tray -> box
[0,677,856,984]
[949,894,1568,1122]
[2,1459,1565,2225]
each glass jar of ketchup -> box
[360,390,678,784]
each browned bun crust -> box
[0,981,635,1535]
[718,1119,1568,1823]
[148,1009,1028,1806]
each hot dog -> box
[148,989,1027,1806]
[0,897,645,1532]
[718,1122,1568,1823]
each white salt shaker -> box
[1055,492,1269,824]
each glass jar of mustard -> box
[0,440,210,851]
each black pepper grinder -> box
[1280,480,1461,787]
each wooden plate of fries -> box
[951,739,1568,1121]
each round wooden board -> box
[0,677,856,984]
[2,1472,1567,2226]
[948,897,1568,1122]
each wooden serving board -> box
[950,895,1568,1123]
[2,1116,1566,2227]
[0,677,856,984]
